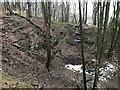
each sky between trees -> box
[0,0,116,24]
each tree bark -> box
[61,0,64,22]
[93,1,110,89]
[79,1,87,90]
[27,0,31,17]
[107,1,120,58]
[84,1,88,24]
[41,1,51,71]
[35,0,37,17]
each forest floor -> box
[0,15,118,89]
[0,71,33,88]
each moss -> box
[53,21,75,28]
[62,22,74,27]
[91,25,98,33]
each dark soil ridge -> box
[2,41,78,88]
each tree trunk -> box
[35,0,37,17]
[79,1,87,90]
[41,1,51,71]
[92,2,101,90]
[93,1,110,89]
[107,1,120,58]
[27,1,31,17]
[61,1,64,22]
[93,2,97,25]
[17,1,21,15]
[117,25,120,89]
[84,1,88,24]
[46,2,51,71]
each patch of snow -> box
[99,68,104,71]
[65,64,83,73]
[65,61,117,82]
[97,83,101,88]
[74,39,80,43]
[65,64,92,74]
[99,62,117,81]
[0,68,2,71]
[99,76,107,81]
[106,75,111,79]
[92,59,96,62]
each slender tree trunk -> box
[46,2,51,71]
[53,4,56,21]
[117,25,120,89]
[93,2,97,25]
[93,13,96,25]
[42,1,51,71]
[92,2,100,90]
[84,1,88,24]
[17,1,21,15]
[27,0,31,17]
[73,3,77,23]
[107,1,120,58]
[93,1,110,89]
[79,1,87,90]
[35,0,37,17]
[61,1,64,22]
[4,0,13,15]
[65,2,70,22]
[83,3,85,23]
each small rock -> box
[106,75,111,79]
[31,83,39,88]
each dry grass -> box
[0,10,27,17]
[0,71,33,88]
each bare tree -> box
[107,1,120,58]
[82,1,85,23]
[3,0,13,15]
[79,1,87,90]
[61,0,64,22]
[52,0,58,21]
[82,0,88,24]
[72,2,77,23]
[35,0,37,17]
[41,1,51,71]
[26,0,31,17]
[84,0,88,24]
[92,2,98,25]
[16,0,21,15]
[92,1,110,89]
[64,1,70,22]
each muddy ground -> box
[0,15,118,89]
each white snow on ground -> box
[92,59,96,62]
[65,59,117,82]
[65,64,92,75]
[65,64,83,73]
[99,62,117,81]
[0,68,2,71]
